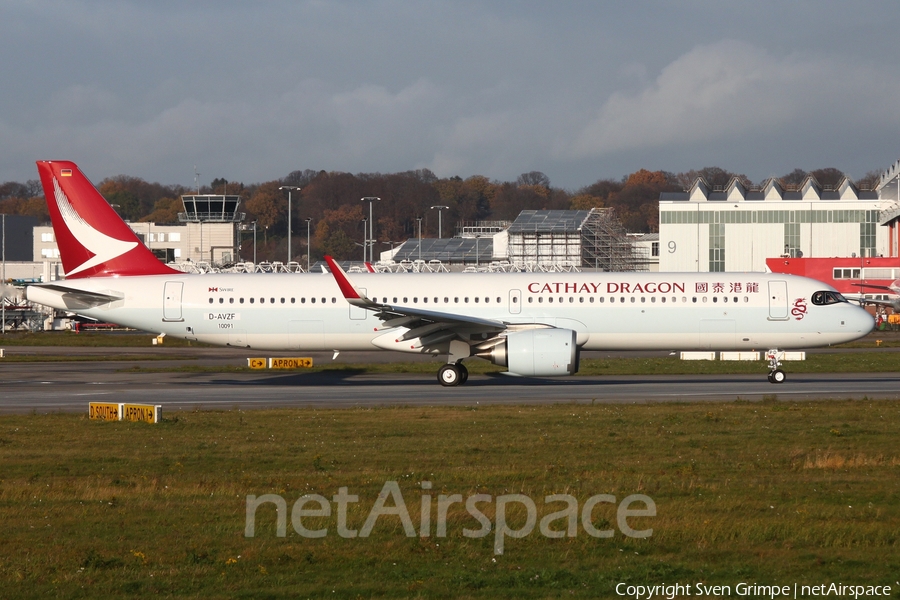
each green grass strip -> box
[0,402,897,597]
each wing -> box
[324,256,507,351]
[848,283,900,310]
[852,283,896,292]
[850,295,900,310]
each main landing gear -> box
[766,350,786,384]
[438,362,469,387]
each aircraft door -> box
[509,289,522,314]
[349,288,368,320]
[163,281,184,322]
[768,280,789,320]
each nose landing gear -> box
[767,369,786,383]
[766,350,786,384]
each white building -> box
[659,176,884,272]
[34,221,237,266]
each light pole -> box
[416,217,423,261]
[361,218,368,262]
[430,205,449,239]
[252,221,257,265]
[360,197,380,262]
[279,186,301,264]
[475,234,480,267]
[304,218,312,272]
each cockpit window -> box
[811,291,847,305]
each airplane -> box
[26,160,874,386]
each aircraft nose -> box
[852,306,875,334]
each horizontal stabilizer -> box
[27,284,123,310]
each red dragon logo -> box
[791,298,808,320]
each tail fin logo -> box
[52,177,137,276]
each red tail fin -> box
[36,160,179,278]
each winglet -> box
[324,255,370,305]
[364,262,376,273]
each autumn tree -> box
[577,170,675,233]
[488,175,568,221]
[617,169,679,232]
[297,169,442,243]
[315,204,365,260]
[569,194,604,210]
[97,175,183,222]
[7,161,891,256]
[675,166,749,190]
[140,197,182,224]
[778,168,808,187]
[856,169,883,191]
[432,175,494,229]
[282,169,320,188]
[0,180,41,200]
[573,179,620,212]
[809,168,845,189]
[209,178,246,196]
[516,171,550,188]
[244,181,286,233]
[0,196,48,222]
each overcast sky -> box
[3,0,900,190]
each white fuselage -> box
[28,271,874,353]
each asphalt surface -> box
[1,342,899,413]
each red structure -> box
[766,256,899,307]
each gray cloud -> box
[2,1,900,188]
[568,40,900,158]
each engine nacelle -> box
[478,328,579,377]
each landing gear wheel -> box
[438,364,462,387]
[458,363,469,384]
[765,349,786,385]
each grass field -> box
[0,354,197,363]
[5,332,900,378]
[0,401,898,598]
[5,329,900,349]
[0,331,208,347]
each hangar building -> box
[659,174,887,272]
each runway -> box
[1,346,898,412]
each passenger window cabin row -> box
[208,297,335,305]
[208,295,753,306]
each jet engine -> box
[477,328,579,377]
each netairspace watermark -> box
[616,582,894,600]
[245,480,656,555]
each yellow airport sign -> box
[247,357,267,369]
[88,402,161,423]
[268,357,313,369]
[122,404,162,423]
[89,402,121,421]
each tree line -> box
[0,166,883,262]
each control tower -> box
[178,195,245,264]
